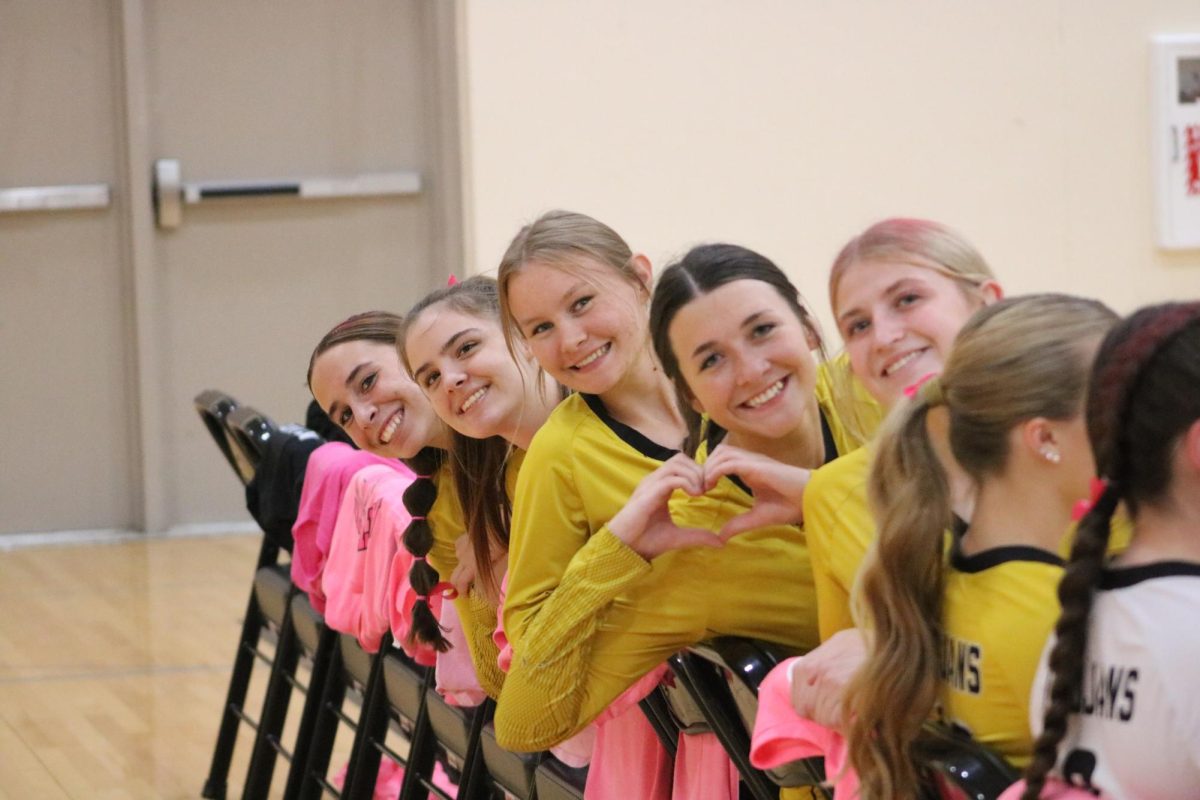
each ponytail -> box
[846,294,1117,799]
[846,383,953,799]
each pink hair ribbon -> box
[1071,477,1109,522]
[903,372,939,399]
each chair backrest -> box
[225,405,277,484]
[914,723,1020,800]
[685,638,828,791]
[193,389,244,483]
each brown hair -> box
[396,276,522,607]
[306,310,403,391]
[1021,301,1200,799]
[649,242,828,455]
[846,294,1117,799]
[307,311,451,650]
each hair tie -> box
[447,274,458,287]
[410,515,426,521]
[903,371,939,400]
[903,372,944,406]
[919,376,945,407]
[413,555,426,563]
[1071,477,1115,522]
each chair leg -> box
[397,668,439,800]
[201,539,279,799]
[281,625,340,800]
[342,644,392,800]
[297,643,349,800]
[243,596,302,800]
[455,699,494,800]
[668,653,779,800]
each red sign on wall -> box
[1188,125,1200,196]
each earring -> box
[1040,446,1061,464]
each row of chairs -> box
[194,390,592,800]
[194,389,1017,800]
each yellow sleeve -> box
[495,527,652,750]
[426,462,505,699]
[802,448,874,641]
[502,418,592,648]
[459,588,505,699]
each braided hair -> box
[1021,301,1200,799]
[400,447,454,651]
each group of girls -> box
[306,210,1200,799]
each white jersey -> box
[1029,562,1200,799]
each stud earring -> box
[1040,446,1061,464]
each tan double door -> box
[0,1,462,536]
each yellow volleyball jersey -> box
[424,450,525,700]
[939,544,1064,768]
[499,391,677,749]
[803,445,873,640]
[667,437,823,653]
[503,392,676,646]
[498,388,856,750]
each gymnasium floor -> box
[0,533,343,799]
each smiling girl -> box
[804,218,1003,640]
[493,235,857,757]
[401,276,561,600]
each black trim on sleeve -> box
[581,393,679,462]
[950,543,1064,574]
[1100,561,1200,590]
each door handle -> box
[0,183,111,214]
[152,158,421,229]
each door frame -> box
[110,0,469,534]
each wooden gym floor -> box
[0,533,351,799]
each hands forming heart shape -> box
[606,445,813,560]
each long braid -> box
[1022,302,1200,799]
[402,447,454,652]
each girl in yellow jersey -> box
[806,218,1004,640]
[398,276,562,696]
[843,295,1117,799]
[495,234,858,754]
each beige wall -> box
[460,1,1200,339]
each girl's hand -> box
[606,453,720,560]
[789,628,866,731]
[449,533,478,598]
[450,533,505,606]
[703,444,811,540]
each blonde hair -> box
[845,294,1117,799]
[496,210,647,353]
[827,217,998,441]
[829,217,997,316]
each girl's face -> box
[309,340,443,459]
[668,279,820,442]
[834,259,996,408]
[405,303,532,442]
[506,257,651,396]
